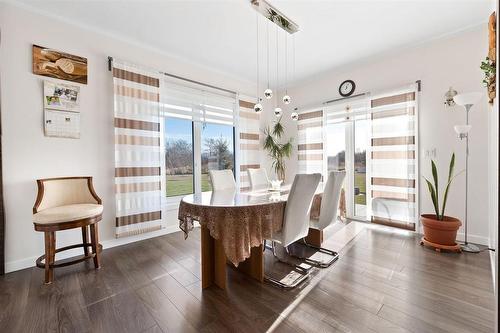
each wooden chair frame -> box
[33,176,102,284]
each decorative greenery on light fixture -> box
[267,8,291,30]
[263,118,293,181]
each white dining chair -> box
[303,170,346,267]
[209,169,236,191]
[247,168,269,190]
[264,173,321,288]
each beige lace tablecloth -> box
[179,200,285,266]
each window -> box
[201,123,234,191]
[165,118,193,197]
[160,78,237,199]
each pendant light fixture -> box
[273,25,282,118]
[250,0,299,114]
[290,36,297,121]
[264,20,273,100]
[254,12,262,113]
[282,32,291,105]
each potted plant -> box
[421,153,463,248]
[263,118,293,181]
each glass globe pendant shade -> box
[264,88,273,99]
[283,95,291,104]
[253,103,263,113]
[291,112,298,121]
[274,107,282,117]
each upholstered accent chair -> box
[32,177,103,284]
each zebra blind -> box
[238,96,261,190]
[297,109,324,174]
[160,79,236,126]
[370,86,418,230]
[112,60,163,238]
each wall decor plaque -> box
[33,45,87,84]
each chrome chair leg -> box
[299,237,339,268]
[263,240,311,289]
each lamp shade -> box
[454,125,472,135]
[453,92,483,106]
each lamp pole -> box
[461,104,479,253]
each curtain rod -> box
[322,80,421,105]
[107,56,237,96]
[323,93,366,105]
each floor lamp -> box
[453,92,483,253]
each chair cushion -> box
[33,204,103,224]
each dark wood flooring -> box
[0,223,495,333]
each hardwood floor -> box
[0,222,495,333]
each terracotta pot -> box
[420,214,462,246]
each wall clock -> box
[339,80,355,97]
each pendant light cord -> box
[293,34,296,88]
[275,25,278,107]
[266,20,270,90]
[256,12,259,102]
[285,33,287,95]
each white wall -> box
[0,3,256,272]
[285,25,491,244]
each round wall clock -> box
[339,80,356,97]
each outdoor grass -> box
[354,172,366,205]
[166,173,210,197]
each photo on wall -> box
[33,45,88,84]
[43,80,80,112]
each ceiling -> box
[16,0,492,86]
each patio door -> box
[325,84,419,230]
[325,98,370,221]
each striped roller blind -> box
[370,86,418,230]
[160,79,236,125]
[113,60,163,238]
[238,96,261,190]
[297,109,324,174]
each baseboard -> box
[455,232,490,246]
[4,223,185,273]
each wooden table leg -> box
[235,244,264,282]
[201,225,226,289]
[44,231,55,284]
[305,228,323,247]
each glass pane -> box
[327,119,347,219]
[354,115,368,218]
[201,123,234,191]
[327,120,346,172]
[165,118,193,197]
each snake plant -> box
[423,153,461,220]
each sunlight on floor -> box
[266,221,366,332]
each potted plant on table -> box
[421,153,463,252]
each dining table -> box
[178,184,325,290]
